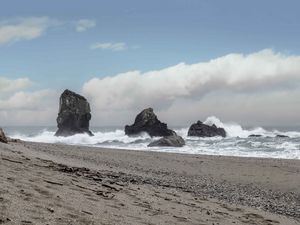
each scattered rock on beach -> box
[148,134,185,147]
[0,128,8,143]
[188,120,226,137]
[125,108,174,137]
[55,89,93,137]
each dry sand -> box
[0,141,299,225]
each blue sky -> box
[0,0,300,126]
[1,0,300,90]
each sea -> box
[4,116,300,160]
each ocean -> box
[4,116,300,160]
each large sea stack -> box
[55,89,93,137]
[125,108,174,137]
[188,120,226,137]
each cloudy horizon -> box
[0,0,299,127]
[1,48,299,127]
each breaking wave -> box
[7,116,300,159]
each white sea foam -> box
[8,116,300,159]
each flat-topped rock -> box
[125,108,174,137]
[188,120,226,137]
[55,89,93,137]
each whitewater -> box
[6,116,300,160]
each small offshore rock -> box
[188,120,226,137]
[248,134,263,138]
[148,134,185,147]
[125,108,174,137]
[276,134,289,138]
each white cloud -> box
[0,77,32,93]
[0,17,56,45]
[83,49,300,111]
[0,88,58,126]
[0,90,57,110]
[90,42,127,51]
[1,49,300,126]
[157,89,300,127]
[76,19,96,32]
[0,76,58,125]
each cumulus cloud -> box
[0,17,56,45]
[0,76,58,125]
[0,89,58,126]
[82,49,300,112]
[76,19,96,32]
[1,49,300,126]
[90,42,127,51]
[0,90,57,110]
[157,89,300,126]
[0,77,32,93]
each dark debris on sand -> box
[43,160,300,220]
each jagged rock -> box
[0,128,8,143]
[55,89,93,137]
[148,134,185,147]
[125,108,174,137]
[248,134,263,138]
[188,120,226,137]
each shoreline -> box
[1,140,299,224]
[7,137,300,161]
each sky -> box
[0,0,300,127]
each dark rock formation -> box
[188,120,226,137]
[276,134,289,138]
[0,128,8,143]
[248,134,263,138]
[148,134,185,147]
[55,89,93,137]
[7,138,21,143]
[125,108,174,137]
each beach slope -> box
[0,141,299,225]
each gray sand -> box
[0,141,299,224]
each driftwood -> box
[44,180,64,186]
[82,210,93,215]
[1,157,23,164]
[102,183,120,191]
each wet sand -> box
[0,141,299,225]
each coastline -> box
[1,140,299,224]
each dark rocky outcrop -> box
[0,128,8,143]
[276,134,289,138]
[188,120,226,137]
[125,108,174,137]
[55,89,93,137]
[148,134,185,147]
[248,134,263,138]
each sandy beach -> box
[0,140,299,225]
